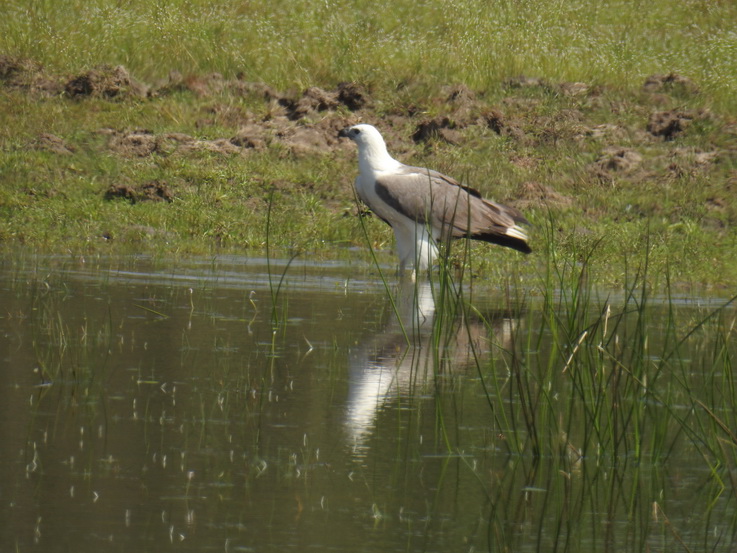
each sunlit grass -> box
[1,1,736,286]
[3,0,736,109]
[1,0,736,291]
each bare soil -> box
[3,55,732,230]
[105,180,174,204]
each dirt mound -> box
[281,126,331,154]
[104,183,137,203]
[280,87,340,120]
[439,84,483,126]
[184,73,226,97]
[105,180,174,203]
[583,124,628,141]
[8,59,727,228]
[412,117,462,144]
[643,73,698,96]
[665,148,721,179]
[647,110,694,140]
[589,147,646,183]
[105,129,158,156]
[276,117,353,155]
[336,82,369,111]
[0,56,41,82]
[595,147,643,172]
[140,180,174,202]
[484,110,526,142]
[0,58,148,99]
[100,112,354,158]
[230,79,281,101]
[230,125,269,150]
[509,182,574,210]
[184,138,242,155]
[34,133,75,155]
[0,55,62,95]
[444,83,476,104]
[278,83,370,121]
[65,65,148,99]
[103,129,244,157]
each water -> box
[1,253,736,552]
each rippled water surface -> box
[1,253,736,552]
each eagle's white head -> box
[339,124,401,173]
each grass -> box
[397,235,737,551]
[3,0,737,108]
[1,0,737,291]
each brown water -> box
[1,253,736,552]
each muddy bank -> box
[3,56,731,218]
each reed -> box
[364,212,737,551]
[478,236,737,551]
[6,244,737,552]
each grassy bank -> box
[1,0,736,288]
[4,0,737,108]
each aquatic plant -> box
[392,217,737,552]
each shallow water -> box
[1,253,736,552]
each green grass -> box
[1,0,737,288]
[408,237,737,551]
[3,0,737,108]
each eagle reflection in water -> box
[344,279,519,451]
